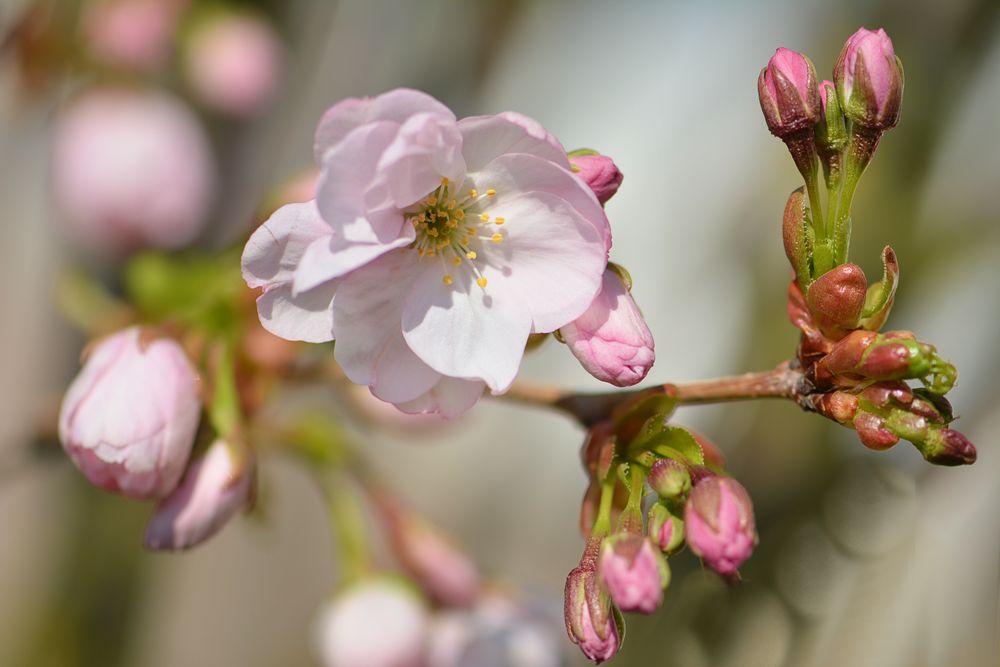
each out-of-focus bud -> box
[559,266,655,388]
[683,476,757,577]
[814,330,957,393]
[758,47,821,138]
[312,578,429,667]
[919,428,977,466]
[52,88,216,255]
[815,79,848,154]
[379,497,480,608]
[834,27,904,131]
[83,0,184,72]
[569,153,623,205]
[598,534,668,613]
[853,410,899,450]
[144,438,253,550]
[564,566,621,664]
[183,11,283,117]
[647,503,684,554]
[805,263,867,339]
[58,327,201,500]
[647,458,690,499]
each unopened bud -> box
[392,517,480,608]
[58,327,201,500]
[684,477,757,576]
[647,503,685,554]
[598,534,669,614]
[758,47,821,138]
[782,188,813,289]
[920,428,977,466]
[834,27,904,130]
[805,263,867,339]
[144,439,254,551]
[647,458,691,499]
[564,566,621,664]
[570,152,624,205]
[852,410,899,450]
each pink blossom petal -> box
[369,331,443,404]
[313,88,455,163]
[242,201,330,290]
[292,225,415,294]
[401,265,532,393]
[256,282,337,343]
[471,152,611,252]
[377,112,466,207]
[475,189,607,333]
[395,377,486,419]
[458,113,569,174]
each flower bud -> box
[852,410,899,450]
[58,327,201,500]
[919,428,977,466]
[683,477,757,576]
[564,567,621,664]
[569,153,624,205]
[312,578,429,667]
[834,27,904,130]
[144,438,253,550]
[805,263,867,339]
[83,0,183,72]
[815,79,848,153]
[598,534,668,613]
[782,188,813,289]
[52,88,216,255]
[559,267,655,388]
[757,47,821,138]
[183,11,283,117]
[647,458,691,499]
[647,503,685,554]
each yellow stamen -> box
[466,251,477,260]
[486,188,497,197]
[443,275,453,285]
[426,195,437,206]
[468,189,478,199]
[491,233,503,244]
[451,256,462,266]
[440,177,449,187]
[494,217,505,225]
[477,277,488,288]
[454,209,465,221]
[479,213,490,222]
[447,199,457,210]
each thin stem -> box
[324,475,372,585]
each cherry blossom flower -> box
[243,89,611,417]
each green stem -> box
[325,476,372,585]
[209,339,241,439]
[591,468,619,538]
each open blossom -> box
[243,89,610,417]
[312,579,429,667]
[58,327,201,500]
[684,476,757,576]
[144,439,253,550]
[559,267,654,387]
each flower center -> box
[407,178,506,289]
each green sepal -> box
[860,245,899,330]
[629,422,704,467]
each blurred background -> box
[1,0,998,665]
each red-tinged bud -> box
[809,391,860,425]
[853,411,899,450]
[835,27,904,131]
[919,429,977,466]
[598,534,669,614]
[648,502,685,554]
[684,477,757,576]
[647,458,691,499]
[569,152,624,205]
[860,382,913,409]
[858,342,912,379]
[782,188,813,289]
[758,48,821,138]
[817,330,877,379]
[805,264,867,339]
[564,565,621,664]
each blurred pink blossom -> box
[52,87,216,254]
[58,327,201,500]
[184,12,283,116]
[83,0,186,72]
[312,579,429,667]
[144,438,253,550]
[243,88,611,417]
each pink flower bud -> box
[647,503,685,554]
[757,47,820,137]
[312,579,429,667]
[83,0,184,72]
[647,458,691,499]
[144,439,253,550]
[570,154,623,205]
[391,516,480,608]
[559,267,655,387]
[598,534,668,613]
[183,12,283,117]
[834,27,903,130]
[564,567,620,664]
[58,327,202,500]
[52,88,216,255]
[683,477,757,576]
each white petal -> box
[401,264,531,393]
[242,201,330,290]
[313,89,455,163]
[369,331,443,404]
[459,114,570,174]
[292,225,415,294]
[256,282,337,343]
[376,112,466,207]
[395,377,486,419]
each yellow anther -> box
[418,248,426,257]
[454,209,465,221]
[443,275,454,285]
[426,196,437,206]
[428,228,439,237]
[476,277,488,288]
[466,251,477,260]
[480,213,490,222]
[451,256,461,266]
[494,217,505,225]
[491,233,503,244]
[486,188,497,197]
[440,177,449,187]
[447,199,457,210]
[468,189,478,199]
